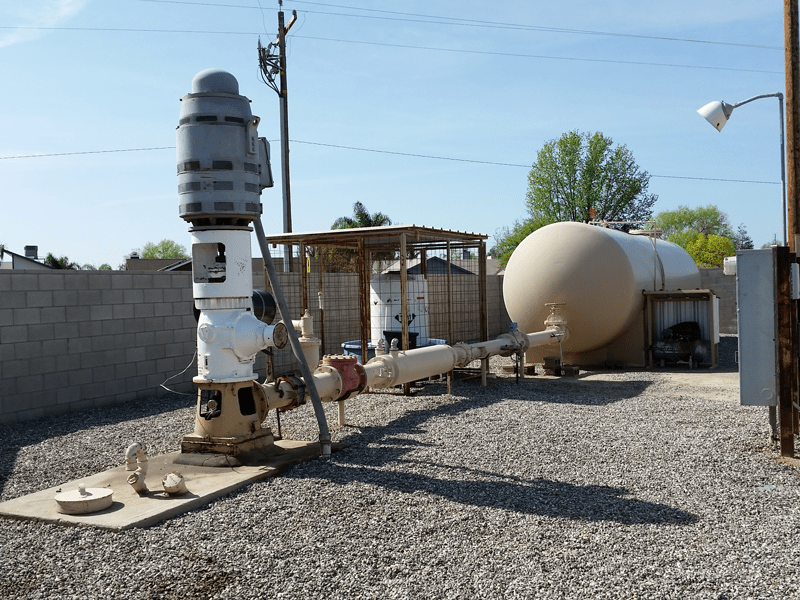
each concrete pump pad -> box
[0,440,341,531]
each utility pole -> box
[781,0,800,456]
[787,0,800,251]
[257,1,297,272]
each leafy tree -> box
[734,224,754,250]
[323,202,394,272]
[135,239,189,260]
[99,263,112,270]
[44,253,79,269]
[495,131,656,266]
[653,205,734,248]
[526,131,656,228]
[685,234,736,268]
[331,201,392,230]
[652,205,738,267]
[493,215,550,267]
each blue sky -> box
[0,0,788,267]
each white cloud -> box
[0,1,90,49]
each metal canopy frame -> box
[264,225,489,391]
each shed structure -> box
[262,225,489,382]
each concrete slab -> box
[0,440,341,531]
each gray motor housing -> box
[177,69,273,227]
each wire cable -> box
[291,35,781,75]
[160,351,197,396]
[132,0,782,51]
[0,27,778,74]
[0,142,781,184]
[0,147,175,160]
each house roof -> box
[381,255,475,275]
[0,249,52,270]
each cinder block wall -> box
[487,275,511,337]
[0,271,196,424]
[699,268,737,334]
[1,269,525,424]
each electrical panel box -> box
[736,248,777,406]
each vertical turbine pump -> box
[176,69,286,459]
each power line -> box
[0,26,779,74]
[289,140,530,167]
[0,25,260,35]
[0,147,175,160]
[649,174,779,184]
[0,142,780,184]
[134,0,781,51]
[292,35,781,75]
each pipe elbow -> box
[125,442,145,469]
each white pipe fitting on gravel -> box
[125,442,149,495]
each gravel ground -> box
[2,335,800,599]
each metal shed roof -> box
[261,224,488,251]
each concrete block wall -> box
[0,268,521,424]
[699,268,737,334]
[487,275,512,337]
[0,271,196,424]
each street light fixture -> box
[697,93,787,245]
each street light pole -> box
[698,92,796,457]
[697,93,787,245]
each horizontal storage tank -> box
[503,222,700,354]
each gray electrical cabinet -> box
[736,248,777,406]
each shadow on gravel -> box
[324,392,697,525]
[319,461,698,525]
[496,378,652,405]
[0,394,193,499]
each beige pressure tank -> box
[503,222,700,356]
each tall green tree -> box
[494,131,656,266]
[325,202,394,272]
[135,239,189,260]
[493,216,551,266]
[526,131,656,227]
[653,205,734,248]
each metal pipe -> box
[124,442,149,495]
[253,218,332,456]
[259,323,567,406]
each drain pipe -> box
[125,442,149,495]
[253,218,331,456]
